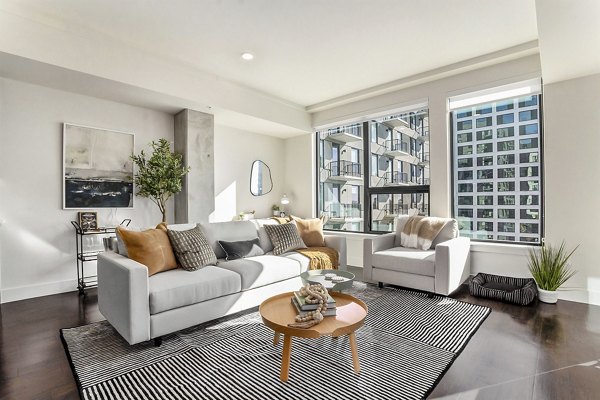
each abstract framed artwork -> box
[63,123,134,209]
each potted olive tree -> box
[528,242,578,304]
[131,139,190,223]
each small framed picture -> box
[78,211,98,231]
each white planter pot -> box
[538,288,559,304]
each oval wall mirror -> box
[250,160,273,196]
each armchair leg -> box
[427,292,434,298]
[378,282,384,289]
[154,337,163,347]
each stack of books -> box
[291,291,337,317]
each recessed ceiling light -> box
[241,52,254,61]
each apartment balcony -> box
[383,139,416,162]
[418,152,430,166]
[325,161,363,184]
[324,203,363,224]
[382,118,430,142]
[322,126,362,144]
[383,171,410,186]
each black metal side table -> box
[71,219,131,295]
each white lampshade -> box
[280,194,290,205]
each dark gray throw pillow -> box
[218,238,264,261]
[263,222,307,256]
[167,227,217,271]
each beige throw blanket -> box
[400,216,449,250]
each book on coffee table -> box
[291,297,337,317]
[293,291,336,311]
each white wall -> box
[212,125,286,221]
[0,78,174,303]
[283,133,315,219]
[543,73,600,304]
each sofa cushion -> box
[116,224,178,276]
[198,221,258,259]
[291,215,326,247]
[218,238,264,261]
[167,227,217,271]
[264,222,306,255]
[250,218,279,253]
[372,247,436,277]
[215,255,301,290]
[148,266,242,314]
[280,251,310,273]
[394,216,458,248]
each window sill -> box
[470,241,536,256]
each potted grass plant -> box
[528,242,578,304]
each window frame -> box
[449,93,545,245]
[316,118,431,234]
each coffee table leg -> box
[349,332,360,374]
[273,332,280,346]
[280,334,292,381]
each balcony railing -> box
[327,160,362,178]
[384,171,409,185]
[323,124,362,138]
[325,202,363,219]
[385,139,410,154]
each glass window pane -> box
[519,123,538,135]
[519,110,538,122]
[519,96,538,107]
[457,120,472,131]
[477,156,493,166]
[497,127,514,138]
[458,158,473,168]
[476,117,492,128]
[497,114,514,125]
[476,130,493,141]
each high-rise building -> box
[451,94,542,243]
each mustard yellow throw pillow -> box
[291,216,326,247]
[116,223,178,276]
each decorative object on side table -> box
[130,138,190,223]
[288,283,333,329]
[301,269,355,292]
[528,241,578,304]
[78,211,98,232]
[271,204,280,216]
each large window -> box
[451,91,542,244]
[317,107,430,232]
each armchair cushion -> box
[372,247,436,277]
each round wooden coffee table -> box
[259,291,368,381]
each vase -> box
[538,288,559,304]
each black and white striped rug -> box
[61,284,490,400]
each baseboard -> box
[1,279,78,304]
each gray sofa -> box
[98,219,347,345]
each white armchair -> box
[363,216,470,296]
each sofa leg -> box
[378,282,384,289]
[154,337,163,347]
[427,292,435,298]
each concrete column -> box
[174,109,214,224]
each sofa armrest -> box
[363,233,396,282]
[434,237,471,296]
[98,252,151,345]
[324,234,347,271]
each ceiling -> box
[10,0,539,107]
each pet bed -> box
[469,273,537,305]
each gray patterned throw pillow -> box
[264,222,307,255]
[167,227,217,271]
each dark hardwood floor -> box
[1,283,600,399]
